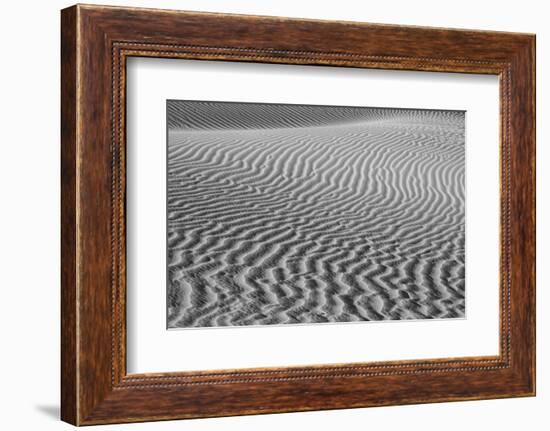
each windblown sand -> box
[166,101,465,328]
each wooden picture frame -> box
[61,4,535,425]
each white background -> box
[0,0,547,430]
[127,59,499,373]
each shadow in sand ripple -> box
[166,100,465,329]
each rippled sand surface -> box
[166,101,465,328]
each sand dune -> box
[166,101,465,328]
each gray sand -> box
[166,101,465,328]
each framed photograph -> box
[61,4,535,425]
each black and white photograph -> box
[166,100,466,329]
[0,0,542,429]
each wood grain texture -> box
[60,4,535,425]
[60,5,78,425]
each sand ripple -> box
[166,101,465,328]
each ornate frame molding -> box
[61,5,535,425]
